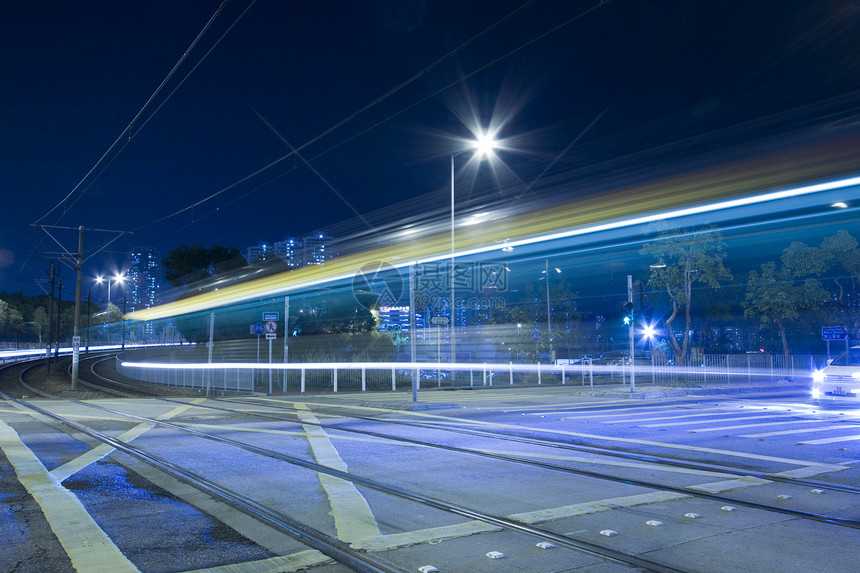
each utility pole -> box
[121,295,127,350]
[628,274,635,393]
[54,279,62,362]
[45,263,56,373]
[85,290,91,354]
[71,226,84,390]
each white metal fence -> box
[116,350,821,395]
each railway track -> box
[3,361,691,572]
[3,361,858,572]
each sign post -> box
[252,322,264,364]
[628,275,635,393]
[263,314,278,394]
[822,326,848,359]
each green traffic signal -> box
[621,301,634,325]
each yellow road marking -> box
[48,398,208,483]
[182,550,333,572]
[507,491,689,524]
[475,448,734,478]
[686,476,772,493]
[294,404,381,544]
[0,418,139,572]
[51,422,156,483]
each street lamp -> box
[450,130,496,370]
[540,260,562,361]
[96,274,126,306]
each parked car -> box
[812,346,860,400]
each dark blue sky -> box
[2,0,859,295]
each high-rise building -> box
[303,232,334,266]
[279,237,302,268]
[126,247,162,339]
[245,241,276,265]
[243,233,335,269]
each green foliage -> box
[744,251,830,358]
[743,231,860,356]
[641,222,732,359]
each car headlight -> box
[812,371,825,383]
[811,388,821,399]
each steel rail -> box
[9,376,688,573]
[0,381,403,573]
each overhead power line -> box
[32,0,235,227]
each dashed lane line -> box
[288,401,847,471]
[798,434,860,445]
[640,413,797,427]
[0,418,139,572]
[592,410,761,423]
[741,424,860,438]
[690,419,822,432]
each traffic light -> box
[621,301,634,325]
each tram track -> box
[76,364,860,527]
[221,397,860,526]
[5,361,692,573]
[264,399,860,496]
[6,360,858,572]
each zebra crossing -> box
[557,401,860,446]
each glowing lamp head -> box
[471,132,496,158]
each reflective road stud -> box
[485,551,506,559]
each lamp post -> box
[541,260,562,361]
[450,132,496,372]
[96,274,125,345]
[96,274,126,306]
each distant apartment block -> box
[126,246,162,313]
[126,247,162,340]
[244,233,335,268]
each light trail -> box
[126,135,860,322]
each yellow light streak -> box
[127,135,860,322]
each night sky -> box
[2,0,859,296]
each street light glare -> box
[472,132,496,158]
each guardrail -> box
[116,352,820,395]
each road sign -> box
[822,326,848,340]
[262,311,279,321]
[252,322,265,335]
[265,333,277,340]
[429,316,449,326]
[265,320,278,333]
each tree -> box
[163,244,245,288]
[33,306,48,343]
[0,299,9,332]
[820,230,860,339]
[743,242,830,358]
[641,222,732,360]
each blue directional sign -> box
[822,326,848,340]
[252,322,265,335]
[262,311,279,321]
